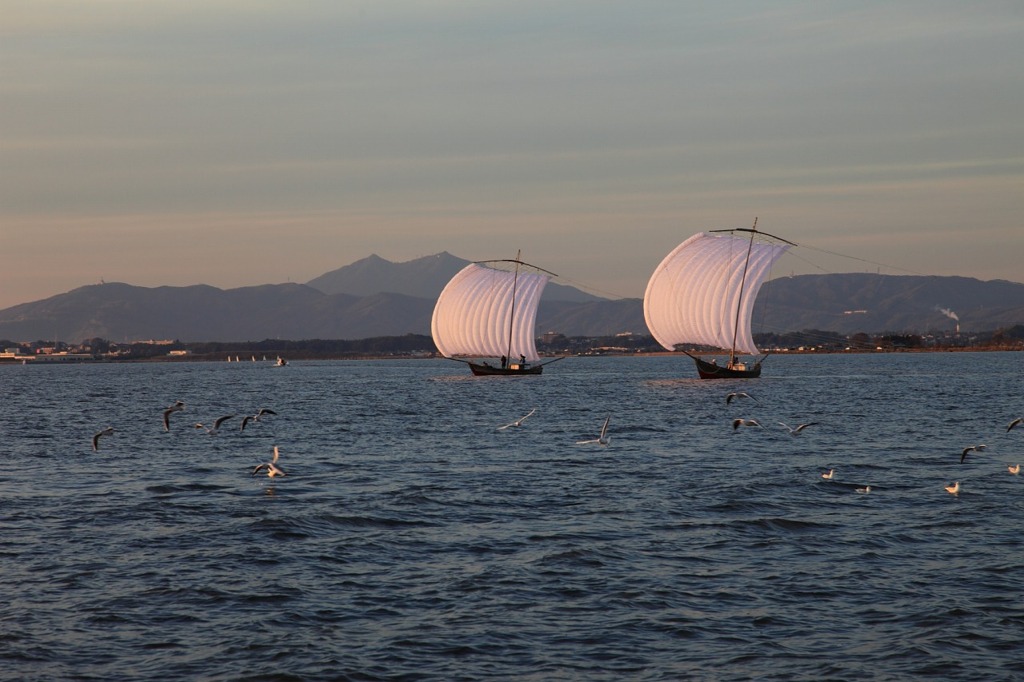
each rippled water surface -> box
[2,353,1023,680]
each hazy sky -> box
[3,1,1022,309]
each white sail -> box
[644,232,790,355]
[431,262,549,361]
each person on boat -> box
[519,354,526,365]
[501,355,507,369]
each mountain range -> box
[754,273,1024,336]
[1,253,1022,343]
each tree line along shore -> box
[3,326,1022,363]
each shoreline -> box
[4,345,1019,364]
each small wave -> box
[312,514,436,530]
[739,517,832,532]
[145,482,232,495]
[533,547,609,569]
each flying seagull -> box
[576,415,611,445]
[732,418,763,431]
[498,408,536,430]
[945,481,961,494]
[1009,464,1021,475]
[960,444,987,464]
[252,445,287,478]
[162,400,185,431]
[726,392,756,405]
[821,469,835,480]
[1009,417,1023,433]
[92,427,114,452]
[195,414,235,435]
[241,408,278,431]
[779,421,818,436]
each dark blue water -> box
[2,353,1022,680]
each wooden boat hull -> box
[692,355,762,379]
[468,361,543,376]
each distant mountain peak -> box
[305,251,601,304]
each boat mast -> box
[729,217,757,367]
[506,249,521,361]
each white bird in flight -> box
[945,481,961,494]
[1009,464,1021,475]
[252,445,287,478]
[241,408,278,431]
[821,469,834,480]
[497,408,536,430]
[195,414,235,434]
[92,426,114,452]
[960,444,987,464]
[779,421,818,435]
[732,418,762,431]
[1008,417,1023,433]
[162,400,185,431]
[726,392,756,405]
[576,415,611,445]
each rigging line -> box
[780,249,833,274]
[549,275,638,301]
[476,258,557,278]
[480,257,640,301]
[796,243,929,277]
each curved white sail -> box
[644,232,790,355]
[432,262,549,361]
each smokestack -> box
[937,307,960,334]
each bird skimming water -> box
[576,415,611,445]
[162,400,185,431]
[241,408,278,431]
[195,414,235,435]
[498,408,536,430]
[92,427,114,452]
[779,422,818,436]
[252,445,287,478]
[960,444,987,464]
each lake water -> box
[2,352,1022,680]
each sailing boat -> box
[431,252,562,376]
[644,219,793,379]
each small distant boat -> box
[275,356,288,367]
[431,251,563,376]
[644,219,793,379]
